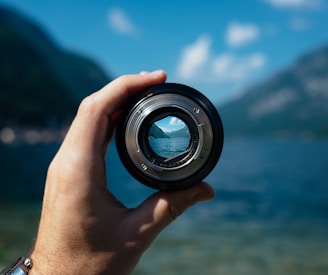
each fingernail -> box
[139,71,149,75]
[149,69,164,76]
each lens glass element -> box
[148,116,191,159]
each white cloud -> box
[225,22,260,48]
[169,117,184,126]
[264,0,323,9]
[108,7,138,36]
[176,35,211,80]
[176,35,266,84]
[213,53,266,81]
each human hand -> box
[30,71,215,275]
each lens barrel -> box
[116,83,224,190]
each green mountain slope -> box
[219,44,328,138]
[0,6,111,127]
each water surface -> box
[0,139,327,274]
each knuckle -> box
[46,157,76,194]
[155,193,189,222]
[46,158,61,183]
[116,74,130,84]
[165,194,195,222]
[159,194,184,222]
[78,95,98,115]
[114,75,132,91]
[46,159,56,179]
[169,204,183,221]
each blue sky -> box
[1,0,328,105]
[155,116,187,133]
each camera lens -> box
[116,83,224,190]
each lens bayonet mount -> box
[116,83,224,190]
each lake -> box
[0,138,328,274]
[148,137,190,159]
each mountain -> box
[219,44,328,138]
[149,124,169,138]
[0,6,111,128]
[167,126,190,138]
[148,124,190,139]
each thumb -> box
[131,182,215,248]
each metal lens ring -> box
[116,83,224,190]
[138,107,199,170]
[126,95,211,180]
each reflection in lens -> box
[148,116,191,159]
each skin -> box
[29,70,215,275]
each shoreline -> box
[0,126,68,145]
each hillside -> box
[167,126,190,138]
[219,44,328,138]
[0,6,111,128]
[149,124,169,138]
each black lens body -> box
[116,83,224,190]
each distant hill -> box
[219,44,328,138]
[167,126,190,138]
[149,124,169,138]
[148,124,190,139]
[0,6,111,128]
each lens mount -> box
[116,83,224,190]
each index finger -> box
[64,70,167,154]
[93,70,167,116]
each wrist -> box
[1,257,32,275]
[29,251,79,274]
[29,252,57,274]
[29,250,113,275]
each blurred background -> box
[1,0,328,274]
